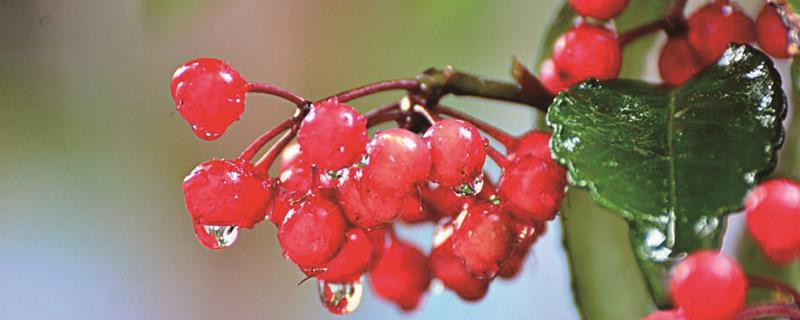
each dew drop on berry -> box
[451,173,484,197]
[194,224,239,249]
[317,278,363,315]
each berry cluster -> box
[171,58,565,314]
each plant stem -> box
[737,303,800,319]
[618,19,668,46]
[254,126,299,175]
[324,79,419,103]
[433,105,519,150]
[364,102,400,119]
[246,82,308,106]
[239,118,297,162]
[367,112,404,128]
[486,146,510,168]
[748,275,800,303]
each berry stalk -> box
[747,275,800,303]
[254,126,299,175]
[239,117,298,162]
[246,82,308,106]
[737,303,800,319]
[325,80,420,103]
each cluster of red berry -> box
[542,0,794,93]
[171,57,566,313]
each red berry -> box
[171,58,247,140]
[452,202,515,279]
[745,178,800,265]
[298,98,368,171]
[540,58,571,95]
[399,190,435,224]
[430,236,490,301]
[658,35,704,87]
[641,309,687,320]
[337,169,403,229]
[568,0,629,20]
[498,155,566,223]
[363,128,431,196]
[279,142,303,168]
[510,130,554,163]
[278,193,347,269]
[687,2,755,64]
[267,187,299,226]
[370,237,431,311]
[278,159,313,193]
[497,246,529,279]
[314,228,373,282]
[424,119,487,186]
[182,159,274,228]
[552,24,621,87]
[669,251,747,320]
[192,222,239,250]
[365,228,388,270]
[756,4,791,59]
[420,181,473,218]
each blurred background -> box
[0,0,586,319]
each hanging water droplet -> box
[194,224,239,250]
[317,279,363,315]
[451,173,484,197]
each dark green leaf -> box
[548,45,787,305]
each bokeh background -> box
[0,0,779,319]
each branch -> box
[737,303,800,320]
[246,82,308,106]
[323,79,419,103]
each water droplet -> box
[194,224,239,249]
[317,279,363,315]
[451,173,484,197]
[430,279,445,296]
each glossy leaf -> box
[548,45,787,305]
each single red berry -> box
[498,155,566,223]
[420,181,473,218]
[365,228,388,270]
[278,192,347,269]
[279,142,303,169]
[363,128,431,196]
[171,58,247,140]
[552,24,621,87]
[669,251,747,320]
[336,169,403,229]
[539,58,571,95]
[745,178,800,265]
[756,4,792,59]
[452,201,515,279]
[658,35,704,87]
[497,243,532,279]
[369,237,431,311]
[641,309,687,320]
[430,236,490,301]
[399,190,435,224]
[424,119,487,187]
[298,98,368,171]
[182,159,274,228]
[568,0,629,20]
[267,187,300,226]
[687,2,755,64]
[510,130,554,162]
[313,228,373,282]
[278,158,313,193]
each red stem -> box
[618,19,668,46]
[364,102,400,119]
[238,118,296,162]
[486,146,510,168]
[367,112,404,127]
[748,275,800,303]
[246,82,308,106]
[433,105,519,150]
[737,303,800,320]
[254,127,299,175]
[324,79,419,103]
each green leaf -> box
[547,45,787,305]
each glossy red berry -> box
[540,58,571,95]
[420,181,472,218]
[369,238,431,311]
[552,24,621,87]
[510,130,554,162]
[641,309,687,320]
[171,58,247,140]
[399,190,435,224]
[568,0,629,20]
[314,228,373,282]
[424,119,487,187]
[659,36,704,87]
[298,98,368,171]
[756,4,791,59]
[745,178,800,265]
[278,193,347,269]
[430,236,490,301]
[182,159,274,228]
[452,202,514,279]
[337,169,403,229]
[498,155,566,223]
[365,228,388,270]
[363,128,431,196]
[687,2,755,64]
[267,187,299,226]
[669,251,747,320]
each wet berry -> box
[552,24,621,87]
[298,98,368,171]
[498,155,566,223]
[745,178,800,265]
[424,119,486,187]
[314,228,373,282]
[452,201,514,279]
[171,58,247,140]
[278,192,347,269]
[687,2,755,64]
[540,58,571,95]
[568,0,629,20]
[430,236,490,301]
[399,190,435,224]
[420,181,472,219]
[659,36,704,87]
[363,128,431,196]
[756,3,792,59]
[337,169,403,229]
[370,237,431,311]
[669,251,747,320]
[182,159,274,228]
